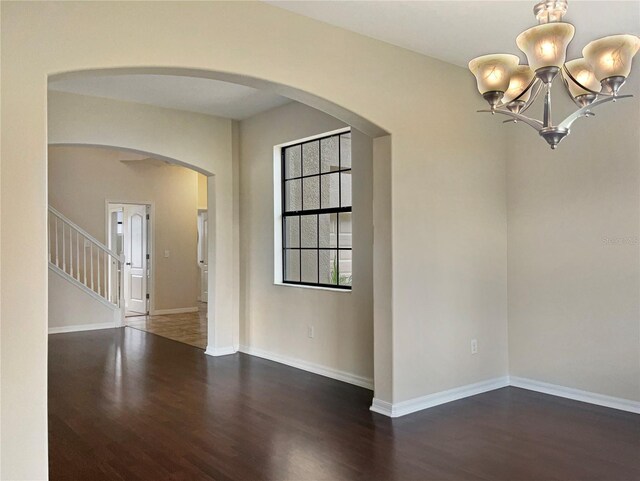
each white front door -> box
[124,204,148,315]
[197,210,208,302]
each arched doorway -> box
[46,68,392,388]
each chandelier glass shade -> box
[562,58,600,98]
[468,54,520,94]
[503,65,536,104]
[516,23,575,71]
[468,0,640,149]
[582,35,640,82]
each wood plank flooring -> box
[49,328,640,480]
[126,303,207,349]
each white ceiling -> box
[266,1,640,67]
[48,75,291,120]
[48,2,639,118]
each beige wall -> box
[48,145,201,314]
[197,173,208,210]
[48,269,119,330]
[372,135,394,402]
[239,102,374,383]
[2,2,508,477]
[46,90,238,358]
[507,74,640,402]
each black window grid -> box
[281,132,352,289]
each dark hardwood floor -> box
[49,328,640,481]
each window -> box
[280,130,352,289]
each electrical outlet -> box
[471,339,478,355]
[308,326,315,339]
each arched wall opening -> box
[47,143,213,341]
[46,67,394,401]
[49,67,390,139]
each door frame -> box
[197,208,208,302]
[105,200,155,319]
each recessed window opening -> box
[280,129,352,289]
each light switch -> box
[164,250,170,258]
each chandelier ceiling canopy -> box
[468,0,640,149]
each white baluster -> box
[104,253,108,300]
[69,225,74,278]
[83,235,87,287]
[62,223,66,272]
[48,217,52,263]
[97,249,101,296]
[55,217,59,267]
[76,230,80,281]
[90,244,94,291]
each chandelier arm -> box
[495,77,539,109]
[519,80,544,115]
[560,73,589,109]
[557,94,633,130]
[478,109,544,131]
[542,83,552,128]
[562,65,612,97]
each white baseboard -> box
[239,345,374,390]
[49,322,118,334]
[371,376,510,418]
[151,307,199,315]
[205,346,238,357]
[371,376,640,418]
[510,376,640,414]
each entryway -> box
[107,202,150,317]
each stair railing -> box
[48,206,124,307]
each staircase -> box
[48,206,124,331]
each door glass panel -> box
[130,214,143,268]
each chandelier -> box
[468,0,640,149]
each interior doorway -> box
[107,202,151,317]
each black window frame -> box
[281,130,352,290]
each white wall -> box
[48,145,201,315]
[507,73,640,402]
[1,2,507,476]
[239,102,374,384]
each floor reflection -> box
[48,328,640,481]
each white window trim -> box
[273,127,351,293]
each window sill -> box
[274,282,352,293]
